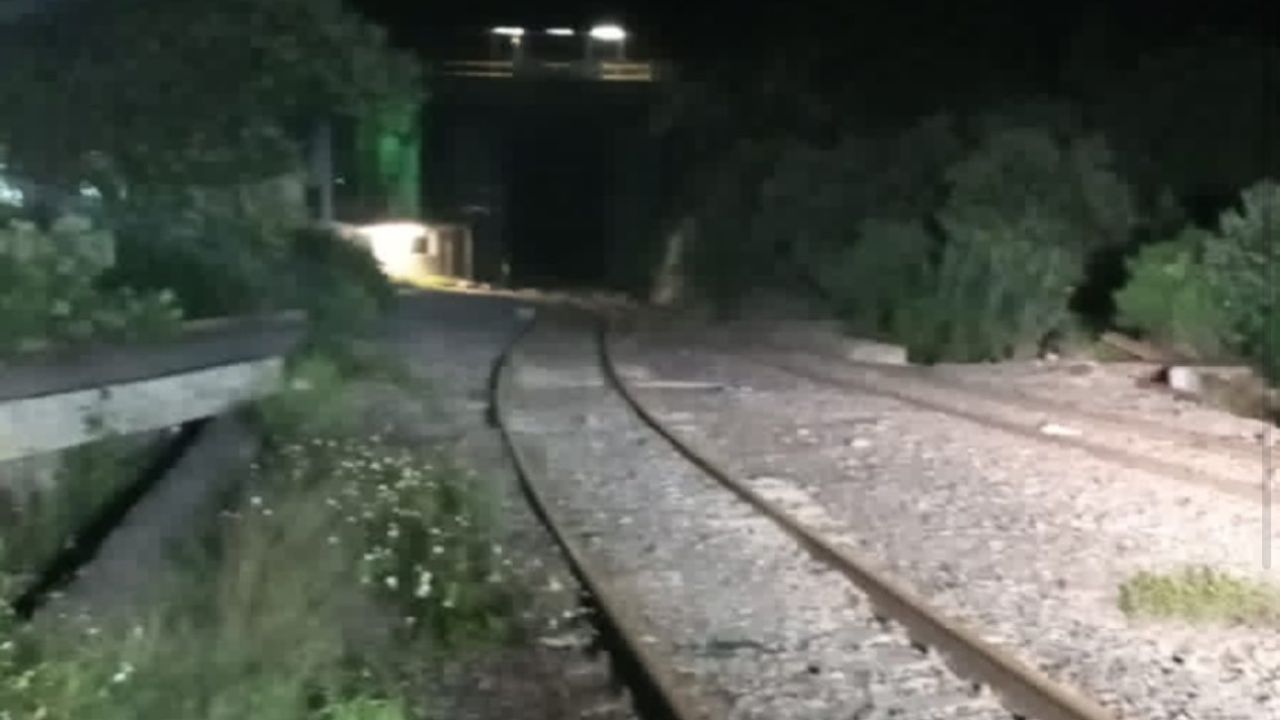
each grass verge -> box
[1119,566,1280,626]
[1,344,516,719]
[0,436,153,585]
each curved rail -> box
[489,314,729,720]
[598,323,1117,720]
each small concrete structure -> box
[348,220,475,283]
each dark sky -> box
[353,0,1278,63]
[353,0,1278,130]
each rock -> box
[842,338,909,366]
[1038,422,1083,438]
[849,438,873,450]
[538,633,587,650]
[1167,366,1204,396]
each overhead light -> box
[491,26,525,37]
[588,24,627,42]
[545,27,576,37]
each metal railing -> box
[436,58,657,83]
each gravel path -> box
[611,328,1280,720]
[506,319,1011,720]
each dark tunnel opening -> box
[507,120,612,289]
[426,77,663,296]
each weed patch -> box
[1119,566,1280,626]
[0,436,153,585]
[1,346,514,718]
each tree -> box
[0,0,423,193]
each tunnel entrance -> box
[507,119,611,288]
[425,77,663,295]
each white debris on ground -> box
[612,326,1280,720]
[929,359,1275,446]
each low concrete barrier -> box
[0,314,303,464]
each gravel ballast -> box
[611,327,1280,720]
[506,320,1011,720]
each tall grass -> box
[1,347,514,719]
[0,437,152,585]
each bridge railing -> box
[435,58,659,83]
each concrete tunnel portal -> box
[424,72,665,295]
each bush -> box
[815,218,935,338]
[104,199,394,339]
[103,199,283,320]
[1201,181,1280,377]
[1113,180,1280,379]
[285,227,394,341]
[753,115,963,289]
[1113,228,1232,359]
[0,220,182,354]
[911,127,1135,360]
[686,140,781,317]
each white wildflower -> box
[415,569,433,599]
[111,661,134,685]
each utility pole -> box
[310,119,335,223]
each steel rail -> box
[599,322,1118,720]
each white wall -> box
[0,358,283,463]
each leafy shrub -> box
[686,140,781,317]
[103,199,283,319]
[815,218,935,338]
[911,127,1135,360]
[1201,181,1280,377]
[284,227,394,341]
[754,115,963,284]
[1113,180,1280,379]
[1113,228,1232,359]
[0,220,182,354]
[104,198,393,341]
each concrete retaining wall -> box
[0,315,301,465]
[0,358,282,463]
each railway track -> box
[491,311,1117,720]
[729,344,1274,502]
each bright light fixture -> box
[545,27,576,37]
[355,222,428,247]
[490,26,525,37]
[588,24,627,42]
